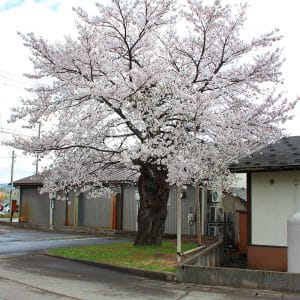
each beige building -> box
[230,136,300,272]
[222,188,247,246]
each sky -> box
[0,0,300,183]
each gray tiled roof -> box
[14,166,139,187]
[230,136,300,172]
[228,187,247,201]
[14,174,43,187]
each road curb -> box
[44,253,176,282]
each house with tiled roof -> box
[230,136,300,272]
[14,168,210,237]
[14,167,138,230]
[14,169,246,247]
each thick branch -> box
[41,144,120,154]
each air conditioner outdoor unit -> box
[211,191,222,203]
[208,224,224,239]
[208,224,217,237]
[207,190,222,203]
[210,206,224,222]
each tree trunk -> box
[134,164,170,246]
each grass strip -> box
[48,241,197,273]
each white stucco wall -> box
[252,171,300,246]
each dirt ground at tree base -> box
[157,235,219,269]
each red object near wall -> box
[237,210,248,255]
[12,200,18,213]
[248,245,287,272]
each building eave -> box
[230,165,300,173]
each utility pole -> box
[9,150,16,223]
[35,122,41,174]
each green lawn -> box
[47,241,197,273]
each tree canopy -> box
[11,0,295,192]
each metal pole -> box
[195,180,202,245]
[49,199,54,230]
[176,185,182,263]
[49,193,55,230]
[9,150,15,223]
[193,125,202,245]
[74,192,78,228]
[35,122,41,174]
[65,192,69,226]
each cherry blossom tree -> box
[10,0,296,245]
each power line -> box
[0,127,34,137]
[0,80,26,90]
[0,68,38,91]
[0,68,35,85]
[1,126,34,134]
[0,157,16,159]
[0,74,33,87]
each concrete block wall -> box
[176,265,300,293]
[182,240,223,267]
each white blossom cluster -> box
[9,0,297,192]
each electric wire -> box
[0,68,35,85]
[0,157,22,159]
[0,127,34,137]
[0,68,38,90]
[0,80,27,90]
[0,74,32,87]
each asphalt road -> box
[0,224,299,299]
[0,224,121,257]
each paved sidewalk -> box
[1,254,300,300]
[1,222,300,299]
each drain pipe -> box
[181,245,205,256]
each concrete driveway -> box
[0,224,299,299]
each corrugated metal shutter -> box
[122,186,138,231]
